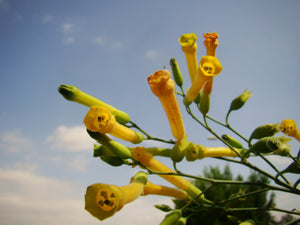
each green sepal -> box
[160,210,182,225]
[222,134,243,149]
[199,92,210,115]
[174,217,187,225]
[171,136,189,162]
[185,143,199,161]
[277,161,300,177]
[154,204,173,212]
[170,58,183,87]
[249,123,280,143]
[131,171,148,185]
[87,130,132,159]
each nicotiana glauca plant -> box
[58,31,300,225]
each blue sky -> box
[0,0,299,224]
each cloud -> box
[47,125,95,152]
[145,50,158,60]
[0,129,32,153]
[61,23,76,34]
[43,14,53,23]
[62,36,75,44]
[0,167,173,225]
[112,41,122,48]
[93,37,105,46]
[68,156,89,171]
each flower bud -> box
[100,156,125,167]
[160,210,182,225]
[170,58,183,87]
[222,134,243,149]
[154,204,173,212]
[175,217,187,225]
[228,89,252,113]
[249,123,280,142]
[239,220,256,225]
[199,92,210,115]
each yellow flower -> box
[203,32,219,57]
[197,145,242,159]
[85,172,147,221]
[179,33,198,82]
[131,147,208,201]
[148,69,185,142]
[142,181,189,200]
[184,56,222,105]
[84,105,143,144]
[280,119,300,142]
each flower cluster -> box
[58,31,300,224]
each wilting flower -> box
[280,119,300,142]
[84,105,143,144]
[148,69,185,142]
[85,172,147,221]
[143,181,189,200]
[131,147,207,201]
[184,56,223,105]
[203,32,219,57]
[58,84,130,124]
[179,33,198,82]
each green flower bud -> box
[100,156,125,167]
[239,220,256,225]
[193,93,201,104]
[277,161,300,178]
[228,89,253,113]
[93,144,114,157]
[87,130,132,159]
[248,136,292,156]
[154,204,173,212]
[58,84,130,124]
[170,58,183,87]
[249,123,280,142]
[175,217,187,225]
[199,92,210,115]
[131,171,148,185]
[185,143,199,161]
[222,134,243,149]
[160,210,182,225]
[171,136,189,162]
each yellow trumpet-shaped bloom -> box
[280,119,300,142]
[184,56,223,105]
[148,69,185,142]
[179,33,198,82]
[203,32,219,57]
[84,105,143,144]
[85,172,147,221]
[197,145,242,159]
[142,181,189,200]
[131,147,207,201]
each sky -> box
[0,0,299,224]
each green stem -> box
[226,207,300,216]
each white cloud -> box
[0,129,32,153]
[93,37,105,46]
[112,41,122,48]
[62,36,75,44]
[0,167,173,225]
[43,14,53,23]
[47,125,95,152]
[61,23,75,34]
[68,156,89,171]
[145,50,158,60]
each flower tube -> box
[184,56,222,106]
[85,171,147,221]
[179,33,198,82]
[148,69,185,142]
[58,84,130,124]
[280,119,300,142]
[131,147,208,201]
[203,32,219,57]
[197,144,242,159]
[142,181,189,200]
[84,105,143,144]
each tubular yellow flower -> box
[85,172,147,221]
[148,69,185,141]
[58,84,130,124]
[203,32,219,57]
[142,181,189,200]
[197,144,242,159]
[179,33,198,82]
[131,147,206,201]
[84,105,143,144]
[280,119,300,142]
[184,56,222,105]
